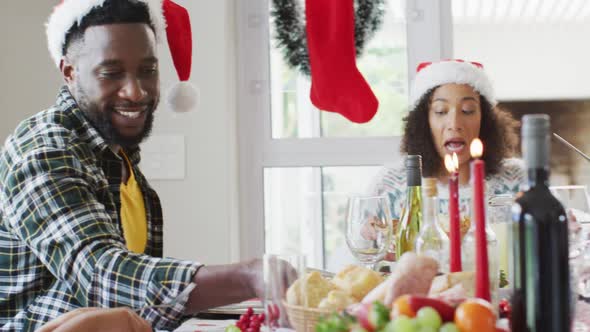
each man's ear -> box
[60,58,75,85]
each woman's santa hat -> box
[46,0,198,113]
[409,59,496,110]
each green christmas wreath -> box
[270,0,386,76]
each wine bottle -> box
[510,114,570,332]
[415,177,450,272]
[396,155,422,259]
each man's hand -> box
[36,307,152,332]
[245,257,298,302]
[186,258,298,313]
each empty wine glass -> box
[345,195,393,270]
[550,185,590,257]
[550,185,590,331]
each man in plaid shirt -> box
[0,1,269,331]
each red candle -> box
[470,138,490,301]
[444,153,462,272]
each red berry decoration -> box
[499,299,511,320]
[236,307,267,332]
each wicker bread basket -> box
[282,300,332,332]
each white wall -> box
[0,3,63,138]
[0,1,239,265]
[454,22,590,101]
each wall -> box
[0,1,239,265]
[506,100,590,187]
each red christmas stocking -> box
[305,0,379,124]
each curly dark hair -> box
[63,0,154,57]
[401,87,519,178]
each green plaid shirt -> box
[0,87,200,331]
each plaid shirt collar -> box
[57,86,142,165]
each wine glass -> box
[263,253,306,331]
[550,185,590,257]
[549,185,590,331]
[345,195,393,270]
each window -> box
[236,0,453,270]
[270,0,408,139]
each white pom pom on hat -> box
[162,0,198,113]
[409,59,496,110]
[46,0,198,113]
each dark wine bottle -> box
[510,114,571,332]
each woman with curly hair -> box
[369,60,525,222]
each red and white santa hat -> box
[46,0,198,113]
[409,59,496,110]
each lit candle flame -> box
[445,153,460,173]
[470,138,484,158]
[445,154,457,173]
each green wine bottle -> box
[396,155,422,259]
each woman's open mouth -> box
[444,138,466,153]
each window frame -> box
[235,0,454,260]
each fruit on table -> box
[417,327,437,332]
[439,322,460,332]
[349,323,370,332]
[316,312,357,332]
[235,307,265,332]
[225,325,241,332]
[392,295,416,318]
[353,302,373,331]
[392,295,455,322]
[454,299,496,332]
[415,307,442,329]
[386,315,417,332]
[382,313,461,332]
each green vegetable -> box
[368,301,390,330]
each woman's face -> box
[428,83,482,168]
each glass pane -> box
[264,167,323,267]
[269,1,408,139]
[264,166,383,271]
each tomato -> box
[391,295,416,319]
[454,299,496,332]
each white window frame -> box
[235,0,454,260]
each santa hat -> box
[46,0,198,113]
[409,59,496,110]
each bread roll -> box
[331,265,384,301]
[286,271,334,307]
